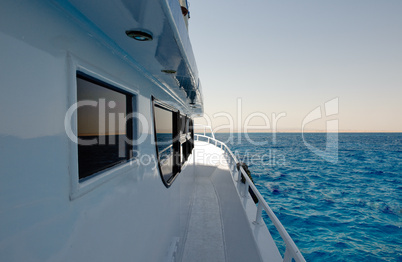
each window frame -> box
[152,98,180,187]
[152,97,194,188]
[180,115,193,165]
[68,59,139,200]
[76,72,135,181]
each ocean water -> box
[213,133,402,261]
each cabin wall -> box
[0,0,196,261]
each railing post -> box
[243,180,249,198]
[283,247,292,262]
[207,137,210,144]
[237,168,242,186]
[232,160,236,176]
[254,203,263,225]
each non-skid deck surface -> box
[181,169,226,262]
[181,141,264,262]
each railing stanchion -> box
[243,179,249,197]
[254,203,263,225]
[237,168,242,187]
[283,248,292,262]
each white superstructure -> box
[0,0,304,261]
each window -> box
[153,98,194,187]
[153,105,175,183]
[181,116,193,164]
[180,115,187,165]
[76,72,133,181]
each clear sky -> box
[189,0,402,132]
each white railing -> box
[194,124,215,139]
[194,133,306,262]
[159,144,172,156]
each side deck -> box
[180,141,282,262]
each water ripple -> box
[216,133,402,261]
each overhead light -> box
[126,30,153,41]
[161,69,176,74]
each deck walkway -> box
[180,141,270,262]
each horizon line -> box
[204,130,402,133]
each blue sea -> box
[214,133,402,261]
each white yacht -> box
[0,0,305,261]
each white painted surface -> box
[0,0,198,261]
[0,0,290,261]
[181,142,282,262]
[181,167,226,262]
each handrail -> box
[194,133,306,262]
[159,144,172,156]
[194,124,215,139]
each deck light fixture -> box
[161,69,176,74]
[126,30,153,41]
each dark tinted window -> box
[154,105,174,182]
[77,73,133,180]
[186,118,195,162]
[153,99,195,187]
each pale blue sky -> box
[189,0,402,132]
